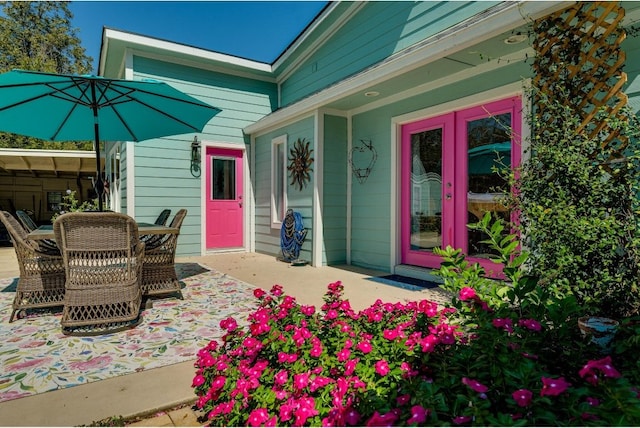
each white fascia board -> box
[244,1,571,135]
[102,28,273,74]
[0,148,97,158]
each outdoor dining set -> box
[0,208,187,335]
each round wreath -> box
[288,138,314,190]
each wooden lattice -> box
[533,1,629,161]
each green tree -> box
[0,1,93,150]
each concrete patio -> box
[0,245,453,426]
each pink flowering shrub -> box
[193,216,640,425]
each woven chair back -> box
[169,209,187,229]
[1,210,66,322]
[53,212,141,285]
[154,209,171,226]
[16,210,38,232]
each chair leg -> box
[9,308,17,323]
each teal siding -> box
[322,114,348,265]
[131,56,277,256]
[254,116,315,260]
[280,1,498,107]
[349,61,531,271]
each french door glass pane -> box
[212,158,235,200]
[410,129,442,251]
[466,113,511,256]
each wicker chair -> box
[141,209,172,248]
[53,212,144,334]
[0,211,66,322]
[16,209,60,255]
[141,209,187,299]
[154,209,171,226]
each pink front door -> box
[400,97,521,276]
[206,147,243,249]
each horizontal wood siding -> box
[132,56,277,256]
[349,61,529,272]
[280,1,497,107]
[322,114,348,265]
[254,117,315,260]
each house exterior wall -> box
[130,55,277,256]
[322,114,348,265]
[349,61,531,272]
[279,1,499,107]
[253,116,315,260]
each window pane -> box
[410,128,442,251]
[212,158,235,200]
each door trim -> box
[199,141,248,256]
[390,82,526,273]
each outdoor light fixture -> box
[190,135,201,177]
[504,32,528,45]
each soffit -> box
[0,149,102,178]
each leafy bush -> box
[192,215,640,426]
[50,189,98,221]
[507,86,640,318]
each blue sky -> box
[69,1,328,73]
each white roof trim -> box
[244,1,571,135]
[0,148,97,158]
[100,28,272,75]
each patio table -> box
[28,222,179,241]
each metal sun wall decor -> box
[288,137,314,191]
[349,139,377,184]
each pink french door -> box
[401,97,521,276]
[205,147,244,249]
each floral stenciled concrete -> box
[0,262,257,403]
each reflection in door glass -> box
[466,113,511,256]
[410,129,442,251]
[212,158,236,200]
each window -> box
[211,157,236,200]
[271,135,287,227]
[47,192,63,212]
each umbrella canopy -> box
[468,142,511,175]
[0,69,221,210]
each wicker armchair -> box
[0,211,66,322]
[141,209,187,298]
[53,212,144,334]
[16,209,60,255]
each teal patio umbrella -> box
[468,142,511,175]
[0,69,221,210]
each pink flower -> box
[270,284,283,296]
[383,329,399,340]
[211,375,226,390]
[294,372,310,389]
[453,415,472,425]
[294,397,319,426]
[375,360,390,376]
[519,318,542,331]
[343,407,361,426]
[357,341,372,354]
[274,370,288,386]
[247,408,269,427]
[191,374,205,387]
[459,287,477,301]
[337,348,351,362]
[579,356,621,385]
[512,389,533,407]
[492,318,514,333]
[396,394,410,405]
[344,358,359,376]
[365,411,398,426]
[253,288,266,299]
[301,305,315,315]
[586,397,600,406]
[462,377,488,393]
[420,334,440,352]
[219,317,237,331]
[407,405,428,424]
[540,376,570,396]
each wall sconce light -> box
[190,136,201,177]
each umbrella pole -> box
[91,81,104,212]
